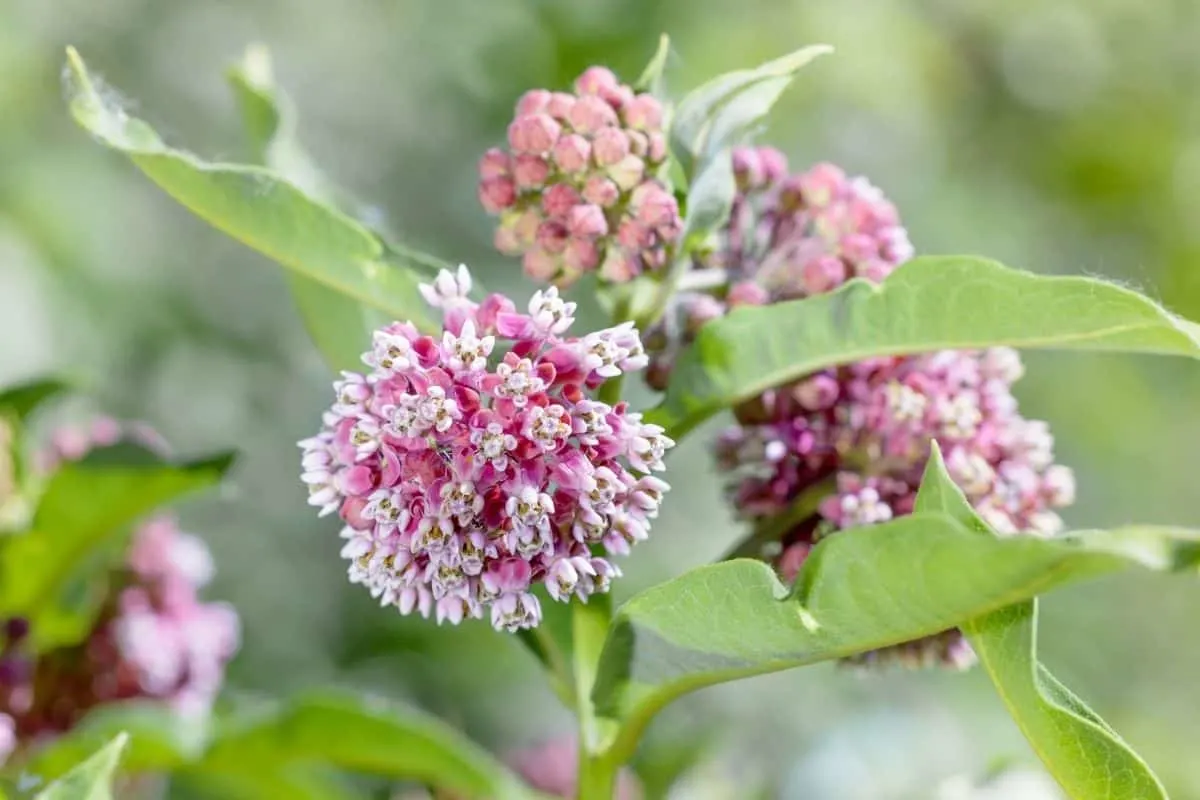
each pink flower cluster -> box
[667,147,1074,669]
[479,67,682,286]
[645,147,912,388]
[0,422,238,763]
[299,266,673,632]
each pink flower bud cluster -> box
[0,424,239,763]
[299,266,673,632]
[479,67,682,286]
[644,147,913,388]
[651,148,1074,670]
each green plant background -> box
[2,0,1199,797]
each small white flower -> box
[364,330,413,375]
[527,286,577,335]
[419,264,473,307]
[885,381,928,424]
[442,320,494,372]
[494,358,545,406]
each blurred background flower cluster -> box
[2,0,1199,797]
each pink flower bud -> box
[728,280,769,307]
[516,89,552,116]
[599,249,638,282]
[602,84,635,111]
[631,183,679,230]
[732,147,764,189]
[622,94,663,131]
[546,92,576,120]
[512,207,542,246]
[563,238,600,272]
[478,177,516,214]
[759,146,789,183]
[591,127,630,167]
[607,154,645,191]
[552,134,591,174]
[478,148,510,180]
[646,131,667,163]
[536,221,570,254]
[626,130,648,158]
[791,373,839,410]
[512,154,550,190]
[567,204,608,238]
[566,95,618,135]
[801,255,847,294]
[541,184,581,220]
[616,218,652,251]
[574,66,620,97]
[508,113,562,155]
[798,162,847,207]
[523,248,560,281]
[683,293,726,336]
[579,180,616,212]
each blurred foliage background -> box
[2,0,1200,797]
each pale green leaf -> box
[0,379,71,424]
[912,445,1170,799]
[34,734,128,800]
[670,45,832,180]
[634,34,672,95]
[63,48,438,336]
[649,255,1200,439]
[591,509,1199,762]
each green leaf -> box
[679,150,735,249]
[634,34,671,96]
[226,46,381,373]
[0,444,234,651]
[25,703,207,781]
[197,691,534,799]
[34,733,128,800]
[650,255,1200,439]
[62,48,438,339]
[0,379,71,424]
[669,45,832,180]
[591,512,1199,763]
[911,445,1169,798]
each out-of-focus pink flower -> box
[508,737,643,800]
[300,266,673,631]
[479,67,680,287]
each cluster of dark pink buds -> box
[478,67,682,286]
[659,147,1074,669]
[0,422,238,765]
[299,266,673,632]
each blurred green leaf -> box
[912,445,1169,799]
[25,703,208,782]
[33,733,127,800]
[227,45,380,373]
[650,255,1200,440]
[634,34,671,95]
[679,149,735,248]
[0,379,70,423]
[196,691,535,799]
[0,443,233,651]
[591,504,1199,762]
[669,45,832,180]
[179,765,365,800]
[62,48,438,339]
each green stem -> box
[572,596,617,799]
[598,374,624,406]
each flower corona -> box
[300,266,673,632]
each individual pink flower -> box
[0,425,239,761]
[299,266,673,632]
[657,147,1074,670]
[480,67,681,287]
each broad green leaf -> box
[0,444,234,651]
[650,255,1200,439]
[0,379,70,423]
[227,46,379,373]
[63,48,438,337]
[669,45,832,180]
[198,691,534,799]
[180,765,365,800]
[34,733,127,800]
[912,446,1169,798]
[25,703,206,781]
[590,512,1199,762]
[634,34,672,96]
